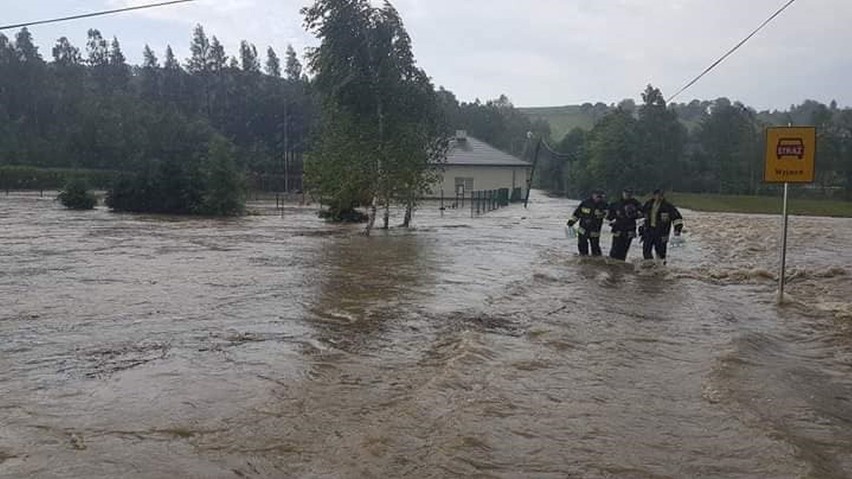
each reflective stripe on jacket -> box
[571,198,608,234]
[642,199,683,236]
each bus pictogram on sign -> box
[776,138,805,159]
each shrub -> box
[318,206,368,223]
[105,136,245,216]
[0,166,116,191]
[106,161,205,215]
[58,180,97,210]
[202,136,245,216]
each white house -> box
[430,131,532,201]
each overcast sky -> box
[5,0,850,110]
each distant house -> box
[431,131,532,201]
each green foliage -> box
[691,99,761,194]
[6,21,850,208]
[552,128,587,195]
[105,135,244,216]
[57,179,97,210]
[106,159,205,215]
[543,88,852,200]
[303,0,448,228]
[521,103,611,140]
[209,37,227,72]
[635,85,688,190]
[0,166,116,191]
[265,47,281,77]
[0,25,312,195]
[103,115,213,215]
[586,108,640,194]
[53,37,82,66]
[284,44,302,81]
[441,92,550,159]
[86,29,108,67]
[186,24,210,74]
[203,136,245,216]
[304,106,375,217]
[317,207,369,223]
[240,41,260,73]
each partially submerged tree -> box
[58,179,97,210]
[304,105,375,221]
[302,0,448,233]
[203,135,245,216]
[105,118,245,216]
[384,71,449,227]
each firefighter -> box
[607,188,643,261]
[567,190,608,256]
[640,189,684,262]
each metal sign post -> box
[763,126,816,305]
[778,182,789,304]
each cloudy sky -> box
[4,0,850,110]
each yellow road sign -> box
[764,126,816,183]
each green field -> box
[668,192,852,218]
[520,105,600,141]
[520,104,704,141]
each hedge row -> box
[0,166,117,191]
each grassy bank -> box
[520,105,599,139]
[668,192,852,218]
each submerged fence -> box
[437,187,523,217]
[470,188,510,217]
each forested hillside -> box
[3,25,848,205]
[534,89,852,199]
[0,25,312,194]
[0,25,546,195]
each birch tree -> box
[302,0,447,232]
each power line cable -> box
[540,138,577,161]
[0,0,196,32]
[666,0,798,103]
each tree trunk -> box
[366,37,385,236]
[403,200,413,228]
[365,199,377,236]
[382,200,390,230]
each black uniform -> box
[568,198,608,256]
[641,198,684,260]
[607,197,643,260]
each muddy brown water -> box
[1,192,851,479]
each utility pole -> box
[283,98,289,194]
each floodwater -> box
[1,192,851,479]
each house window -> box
[454,177,474,195]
